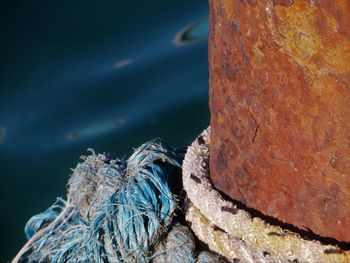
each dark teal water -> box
[0,1,209,261]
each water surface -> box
[0,0,209,261]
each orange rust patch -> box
[209,0,350,241]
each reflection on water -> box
[0,0,209,261]
[173,17,209,45]
[67,118,126,141]
[114,59,132,69]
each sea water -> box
[0,0,209,260]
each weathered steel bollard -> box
[209,0,350,242]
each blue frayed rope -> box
[19,139,180,262]
[15,138,223,263]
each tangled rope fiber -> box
[182,127,350,263]
[152,223,223,263]
[14,138,223,263]
[14,139,181,262]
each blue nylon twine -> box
[20,139,181,262]
[16,138,224,263]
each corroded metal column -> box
[209,0,350,241]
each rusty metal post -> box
[209,0,350,241]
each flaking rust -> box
[209,0,350,241]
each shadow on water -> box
[0,0,209,261]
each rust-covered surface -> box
[209,0,350,241]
